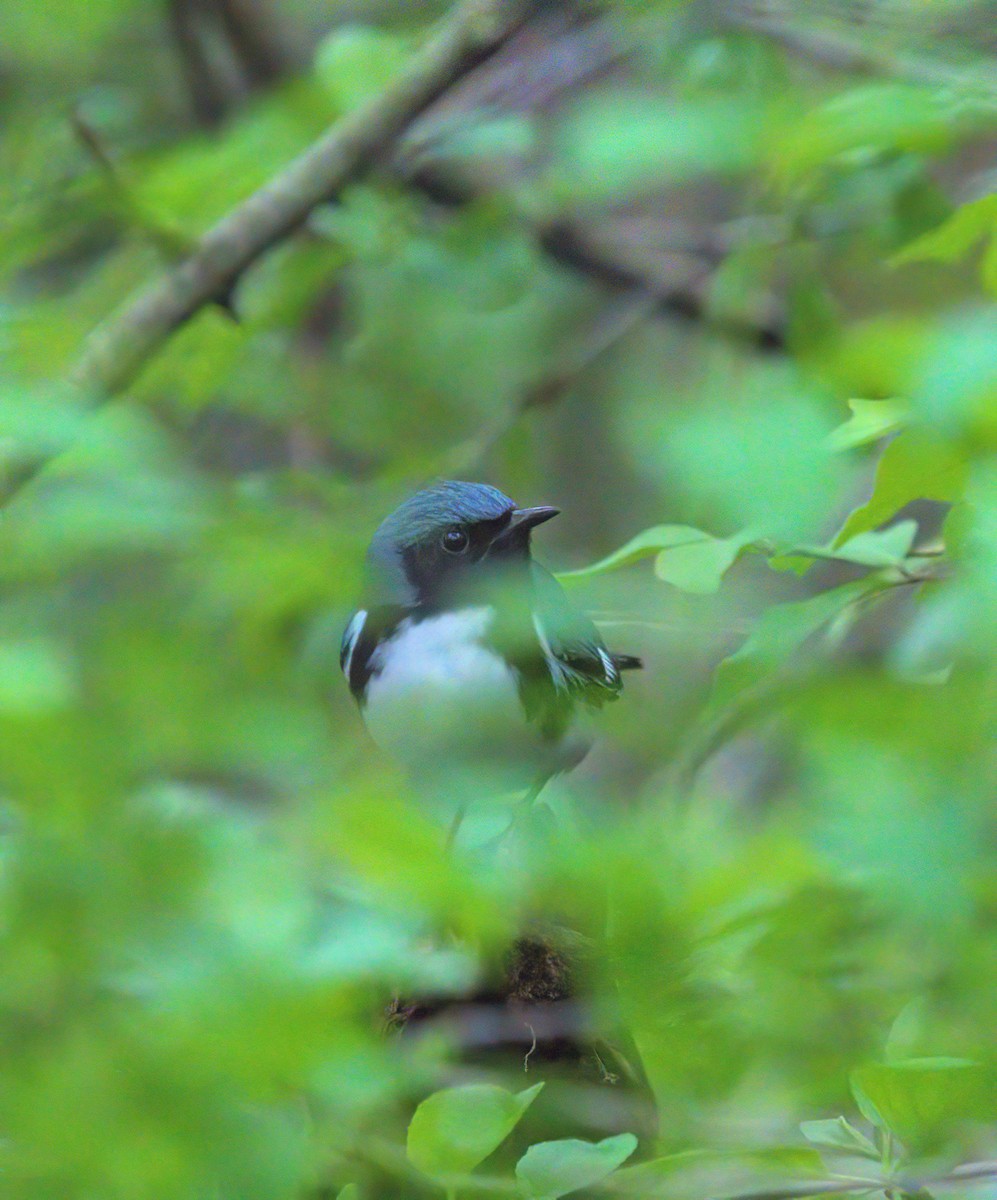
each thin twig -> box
[72,0,537,398]
[70,110,192,262]
[439,291,659,477]
[394,10,787,352]
[663,564,947,794]
[726,4,997,101]
[522,292,662,411]
[216,0,290,90]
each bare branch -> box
[72,0,537,398]
[726,4,997,100]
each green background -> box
[1,0,996,1196]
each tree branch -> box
[663,563,948,795]
[72,0,537,398]
[725,3,997,99]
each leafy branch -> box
[72,0,538,398]
[725,4,997,101]
[563,401,961,791]
[338,1075,997,1199]
[661,560,946,794]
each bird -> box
[340,481,640,824]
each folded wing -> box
[519,564,640,739]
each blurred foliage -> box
[1,0,997,1197]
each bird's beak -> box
[508,505,560,533]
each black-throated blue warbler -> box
[341,481,640,814]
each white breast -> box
[362,607,538,792]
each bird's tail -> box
[612,653,642,671]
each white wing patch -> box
[533,612,619,694]
[598,647,619,686]
[532,613,571,690]
[340,609,367,680]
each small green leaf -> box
[654,528,758,594]
[830,520,919,567]
[560,525,756,592]
[516,1133,637,1200]
[833,430,966,546]
[828,399,908,452]
[885,999,928,1063]
[800,1116,878,1158]
[775,520,919,572]
[892,195,997,269]
[406,1083,543,1178]
[558,526,693,579]
[851,1075,889,1131]
[336,1186,360,1200]
[776,83,956,184]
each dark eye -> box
[441,527,469,555]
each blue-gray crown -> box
[370,481,514,554]
[365,481,516,605]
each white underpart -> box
[363,606,545,791]
[340,609,367,680]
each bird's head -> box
[366,480,559,609]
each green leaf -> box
[336,1186,360,1200]
[834,430,967,546]
[560,525,757,592]
[851,1059,997,1149]
[516,1133,637,1200]
[654,528,758,594]
[711,581,871,708]
[828,399,909,452]
[612,1147,825,1198]
[558,526,705,579]
[827,520,919,568]
[611,1150,708,1195]
[773,521,919,573]
[885,999,928,1063]
[892,195,997,269]
[776,83,957,184]
[800,1117,878,1158]
[851,1076,889,1132]
[406,1083,543,1178]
